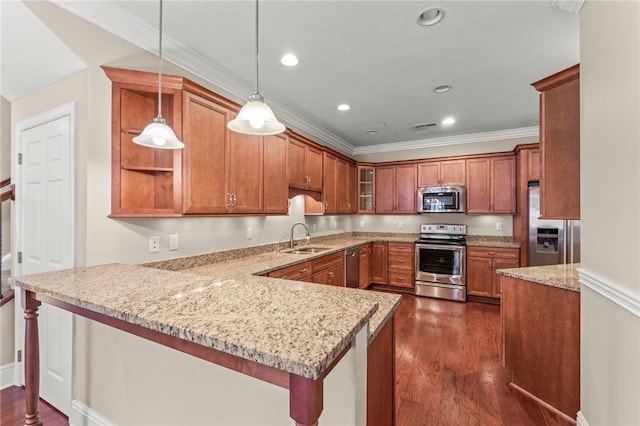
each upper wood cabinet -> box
[417,159,466,187]
[322,153,355,214]
[263,133,289,214]
[357,166,376,213]
[288,136,323,193]
[375,164,417,214]
[347,162,358,214]
[322,152,337,214]
[466,154,516,214]
[532,64,580,219]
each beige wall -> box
[579,1,640,425]
[1,96,11,263]
[0,299,15,367]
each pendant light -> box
[227,0,285,136]
[133,0,184,149]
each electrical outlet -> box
[246,227,253,240]
[169,234,179,251]
[398,221,404,229]
[496,222,503,231]
[149,236,160,253]
[359,220,365,228]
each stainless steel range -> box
[415,224,467,302]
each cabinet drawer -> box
[388,270,414,288]
[312,251,343,272]
[311,264,345,287]
[467,247,519,260]
[267,261,312,281]
[388,252,414,271]
[388,242,414,254]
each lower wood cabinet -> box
[359,244,372,289]
[467,247,520,300]
[387,243,414,289]
[371,242,388,284]
[267,261,312,281]
[311,252,344,286]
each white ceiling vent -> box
[412,122,438,131]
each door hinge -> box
[18,152,22,165]
[17,350,22,363]
[17,251,22,263]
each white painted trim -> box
[0,362,15,389]
[578,268,640,318]
[352,126,539,155]
[576,410,589,426]
[70,400,113,426]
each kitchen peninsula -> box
[13,235,403,426]
[498,263,580,424]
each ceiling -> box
[1,1,580,155]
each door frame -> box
[13,101,76,389]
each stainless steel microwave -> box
[417,186,467,213]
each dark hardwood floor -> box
[2,293,568,426]
[0,386,68,426]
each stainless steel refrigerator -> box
[528,183,580,266]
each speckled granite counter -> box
[12,233,409,381]
[496,263,580,292]
[466,235,520,249]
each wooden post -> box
[289,374,323,426]
[23,290,42,426]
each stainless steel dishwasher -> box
[344,247,360,288]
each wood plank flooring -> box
[1,293,569,425]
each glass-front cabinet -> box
[358,166,375,213]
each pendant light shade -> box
[133,0,184,149]
[228,0,285,136]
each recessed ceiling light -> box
[433,84,452,93]
[280,54,299,66]
[442,117,455,125]
[337,104,350,111]
[417,7,446,26]
[366,130,378,135]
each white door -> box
[16,103,75,415]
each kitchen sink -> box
[283,247,330,254]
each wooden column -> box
[23,290,42,426]
[289,374,323,426]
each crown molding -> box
[352,127,539,155]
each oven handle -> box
[415,243,467,250]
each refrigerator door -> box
[528,184,565,266]
[565,219,581,264]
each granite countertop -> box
[12,233,407,381]
[496,263,581,292]
[466,235,520,249]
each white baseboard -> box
[577,410,589,426]
[578,268,640,318]
[0,362,15,389]
[70,400,113,426]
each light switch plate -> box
[169,234,179,250]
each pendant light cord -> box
[255,0,259,94]
[157,0,164,118]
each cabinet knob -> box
[328,272,335,279]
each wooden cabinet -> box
[371,242,388,284]
[357,166,376,213]
[467,247,519,299]
[466,154,516,214]
[347,162,358,214]
[263,133,289,214]
[387,243,414,289]
[267,261,312,281]
[105,67,183,217]
[532,64,580,219]
[288,136,323,193]
[359,244,372,289]
[321,153,354,214]
[311,252,344,286]
[322,152,337,214]
[375,164,417,214]
[417,159,466,187]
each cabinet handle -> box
[299,268,307,273]
[227,193,233,207]
[488,251,496,255]
[324,201,328,210]
[328,272,335,279]
[398,277,405,281]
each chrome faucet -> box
[290,222,310,249]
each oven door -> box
[415,243,466,286]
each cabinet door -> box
[466,255,494,297]
[348,162,358,213]
[311,264,344,287]
[417,162,441,187]
[375,166,396,213]
[359,245,371,289]
[441,159,466,186]
[182,92,231,214]
[358,166,376,213]
[371,243,388,284]
[323,152,337,214]
[395,164,417,213]
[306,145,324,193]
[288,137,307,189]
[491,155,516,214]
[388,270,414,288]
[493,258,519,298]
[527,149,540,182]
[466,158,490,214]
[336,158,349,213]
[228,131,263,213]
[263,133,288,214]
